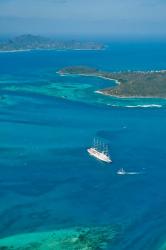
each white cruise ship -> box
[87,139,112,163]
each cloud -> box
[0,0,165,37]
[0,0,165,20]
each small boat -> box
[87,138,112,163]
[117,168,126,175]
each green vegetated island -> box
[59,66,166,98]
[0,34,104,52]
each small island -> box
[0,34,104,52]
[59,66,166,98]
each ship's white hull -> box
[87,147,112,163]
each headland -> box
[59,66,166,98]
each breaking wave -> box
[125,104,162,108]
[111,104,162,108]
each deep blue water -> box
[0,41,166,249]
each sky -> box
[0,0,166,38]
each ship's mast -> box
[104,144,109,156]
[93,138,109,156]
[94,137,99,150]
[93,138,96,149]
[106,145,109,156]
[102,142,105,153]
[97,139,101,152]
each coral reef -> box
[0,225,118,250]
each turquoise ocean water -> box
[0,41,166,249]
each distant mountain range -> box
[0,34,104,51]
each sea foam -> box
[125,104,162,108]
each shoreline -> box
[95,90,166,99]
[0,49,33,53]
[0,48,104,53]
[58,71,121,85]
